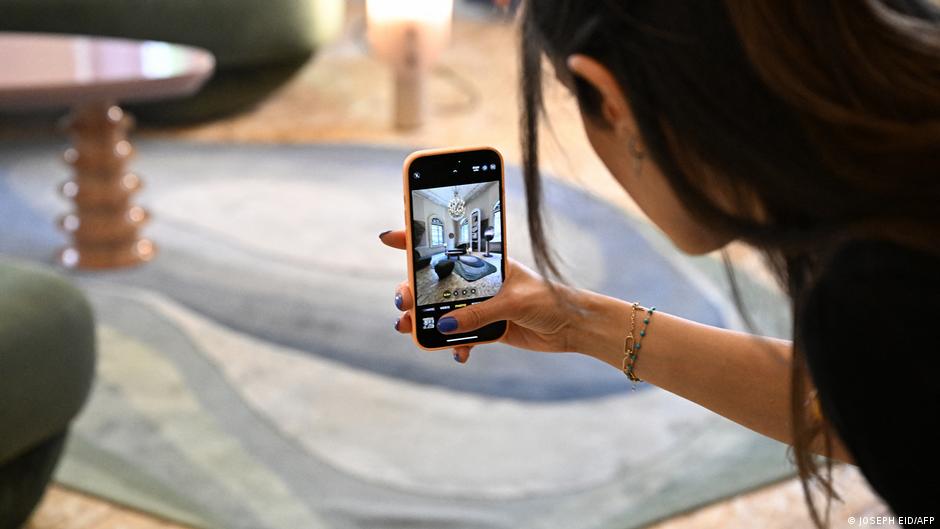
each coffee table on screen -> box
[0,33,215,269]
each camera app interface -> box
[410,163,504,345]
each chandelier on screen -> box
[448,186,466,221]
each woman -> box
[380,0,939,525]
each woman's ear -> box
[566,54,633,132]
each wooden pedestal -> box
[58,101,156,269]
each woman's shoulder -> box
[814,237,939,290]
[797,236,940,372]
[798,238,940,515]
[798,236,939,352]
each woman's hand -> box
[379,229,583,363]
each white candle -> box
[366,0,454,129]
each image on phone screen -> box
[407,150,507,348]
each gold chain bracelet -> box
[622,302,656,390]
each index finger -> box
[378,230,407,250]
[454,345,472,363]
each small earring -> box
[629,135,646,176]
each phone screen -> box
[406,148,508,349]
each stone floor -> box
[29,466,896,529]
[26,486,185,529]
[15,1,896,528]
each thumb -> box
[436,298,510,334]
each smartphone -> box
[403,147,509,350]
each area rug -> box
[0,140,794,529]
[454,256,497,282]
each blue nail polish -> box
[453,352,460,362]
[394,292,403,310]
[437,317,458,333]
[394,318,400,331]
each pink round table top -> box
[0,32,215,109]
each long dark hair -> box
[519,0,940,526]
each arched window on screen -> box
[460,218,469,245]
[492,200,501,242]
[430,216,444,246]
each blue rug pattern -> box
[0,140,794,529]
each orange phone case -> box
[402,146,510,351]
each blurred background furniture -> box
[365,0,453,129]
[0,261,95,529]
[0,33,214,269]
[0,0,343,124]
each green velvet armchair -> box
[0,261,96,529]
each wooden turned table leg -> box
[57,101,156,269]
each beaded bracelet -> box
[623,303,656,389]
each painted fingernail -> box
[394,318,400,331]
[394,292,403,310]
[437,317,458,333]
[378,230,391,239]
[453,352,461,362]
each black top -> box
[799,238,940,520]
